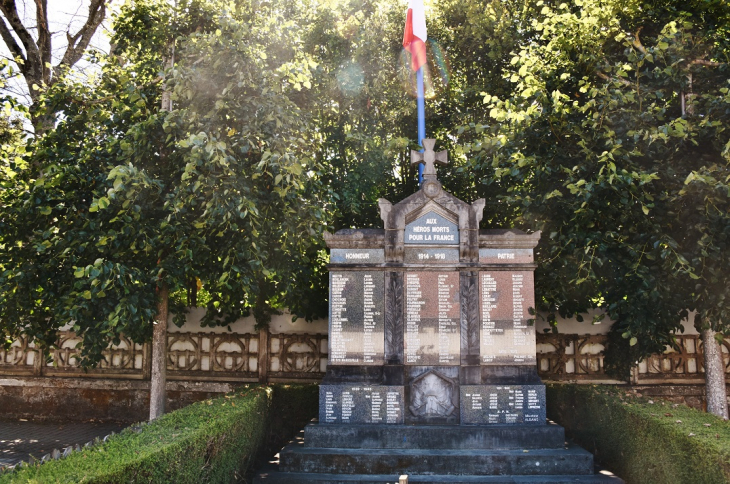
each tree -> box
[0,0,107,132]
[465,0,730,417]
[0,0,332,420]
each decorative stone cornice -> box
[323,229,385,249]
[479,229,541,249]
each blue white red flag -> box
[402,0,427,71]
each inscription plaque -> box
[479,271,536,365]
[405,211,459,245]
[460,385,546,425]
[479,248,534,264]
[405,272,460,365]
[404,248,460,264]
[330,249,385,264]
[320,385,405,424]
[329,271,385,365]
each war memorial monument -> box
[257,141,621,483]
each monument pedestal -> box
[255,422,622,483]
[255,142,622,483]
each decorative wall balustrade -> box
[536,333,730,383]
[0,330,327,383]
[536,334,608,381]
[2,331,728,384]
[638,334,730,382]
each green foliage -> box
[0,59,29,250]
[301,0,538,229]
[0,0,334,364]
[0,384,318,484]
[301,0,420,228]
[462,0,730,362]
[0,37,167,362]
[161,0,333,325]
[546,383,730,484]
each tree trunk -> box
[29,102,55,136]
[149,283,168,420]
[148,45,174,421]
[702,328,729,419]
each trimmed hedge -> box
[547,383,730,484]
[1,384,318,484]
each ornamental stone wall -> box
[0,315,728,420]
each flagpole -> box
[403,0,427,184]
[417,67,426,185]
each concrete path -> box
[0,419,126,467]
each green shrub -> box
[547,383,730,484]
[1,384,318,484]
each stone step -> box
[255,470,624,483]
[279,445,595,476]
[304,423,565,449]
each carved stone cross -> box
[411,139,448,179]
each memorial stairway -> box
[254,421,624,483]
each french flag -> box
[402,0,427,72]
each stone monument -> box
[320,138,544,427]
[256,140,622,483]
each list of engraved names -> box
[512,273,527,349]
[511,273,530,363]
[323,387,403,424]
[437,274,457,364]
[329,272,384,365]
[480,273,498,363]
[329,274,351,363]
[479,271,535,364]
[405,272,460,365]
[405,274,424,364]
[363,274,377,363]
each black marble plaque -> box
[460,385,546,425]
[404,272,460,366]
[404,248,460,264]
[320,385,405,424]
[330,249,385,264]
[479,271,536,365]
[329,271,385,365]
[404,211,459,245]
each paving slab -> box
[0,419,126,467]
